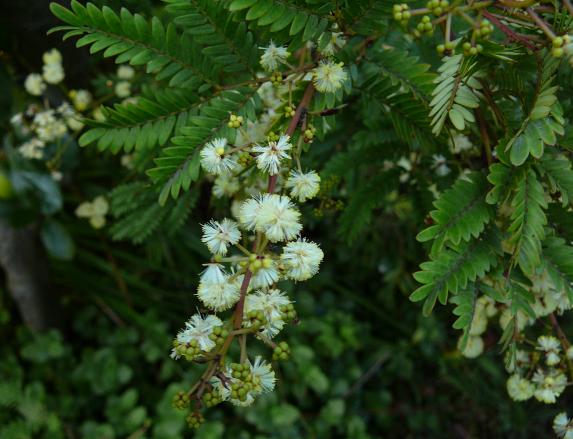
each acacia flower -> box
[43,49,62,65]
[200,264,227,284]
[285,170,321,202]
[260,41,290,71]
[24,74,46,96]
[506,374,534,401]
[201,218,241,255]
[43,62,64,84]
[197,275,241,312]
[250,357,276,394]
[117,65,135,80]
[554,412,573,439]
[537,335,562,366]
[251,260,280,289]
[244,289,292,337]
[200,138,237,175]
[281,239,324,281]
[252,135,292,175]
[312,60,347,93]
[175,314,223,353]
[256,194,302,242]
[532,369,567,403]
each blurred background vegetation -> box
[0,1,568,438]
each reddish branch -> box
[268,83,315,193]
[482,10,538,51]
[227,83,316,351]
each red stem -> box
[267,83,315,193]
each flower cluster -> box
[451,267,573,408]
[12,50,91,165]
[24,49,65,96]
[168,34,352,428]
[75,196,109,229]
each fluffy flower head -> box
[197,275,241,311]
[43,49,62,65]
[281,239,324,281]
[201,218,241,255]
[256,194,302,242]
[286,170,320,202]
[245,289,291,337]
[200,138,237,175]
[312,60,347,93]
[43,62,64,84]
[252,135,292,175]
[506,374,534,401]
[532,369,567,403]
[260,41,289,71]
[24,74,46,96]
[176,314,222,353]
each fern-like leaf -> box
[411,228,500,315]
[504,56,562,166]
[539,152,573,206]
[163,0,259,78]
[227,0,330,40]
[429,54,483,135]
[451,286,478,350]
[508,168,547,275]
[79,87,203,152]
[50,1,219,89]
[417,172,493,255]
[543,236,573,303]
[109,182,197,243]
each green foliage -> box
[164,0,260,77]
[417,172,493,255]
[411,228,501,315]
[227,0,330,39]
[108,182,197,243]
[50,1,219,89]
[506,59,563,166]
[429,54,482,135]
[508,168,547,275]
[79,87,203,153]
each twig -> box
[482,10,538,50]
[268,82,315,193]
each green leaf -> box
[41,220,75,261]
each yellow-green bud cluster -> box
[202,388,223,408]
[280,303,297,322]
[462,42,483,56]
[229,363,255,402]
[186,412,204,429]
[208,325,229,346]
[284,105,296,118]
[173,339,201,361]
[416,16,433,36]
[436,41,455,55]
[246,310,267,330]
[248,253,273,273]
[551,35,570,58]
[473,19,493,39]
[393,4,411,25]
[237,152,253,166]
[267,131,279,142]
[426,0,449,16]
[303,125,317,143]
[228,114,243,128]
[272,341,290,361]
[270,71,282,85]
[172,390,191,410]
